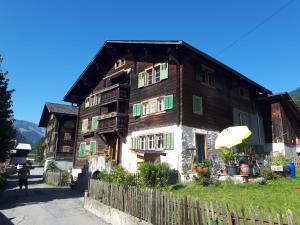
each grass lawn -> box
[170,168,300,213]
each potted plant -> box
[220,148,238,175]
[270,154,289,175]
[192,160,212,173]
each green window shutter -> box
[133,103,141,117]
[82,119,88,131]
[138,72,145,88]
[164,95,173,110]
[79,143,85,157]
[163,133,168,149]
[90,141,96,153]
[196,68,205,81]
[169,133,174,149]
[92,116,99,131]
[131,137,138,149]
[160,62,169,80]
[164,133,174,150]
[193,95,203,115]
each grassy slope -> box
[171,168,300,212]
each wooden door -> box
[195,134,206,163]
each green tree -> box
[0,55,16,162]
[32,138,44,163]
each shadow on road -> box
[0,170,83,211]
[0,212,14,225]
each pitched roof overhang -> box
[39,102,78,127]
[63,40,272,103]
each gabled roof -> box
[63,40,272,103]
[257,92,300,136]
[39,102,78,127]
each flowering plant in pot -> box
[220,148,238,175]
[192,160,212,173]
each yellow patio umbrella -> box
[215,126,252,149]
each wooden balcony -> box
[99,84,129,106]
[98,113,128,134]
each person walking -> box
[18,164,30,193]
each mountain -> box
[290,87,300,111]
[290,87,300,98]
[14,120,45,144]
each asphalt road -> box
[0,167,110,225]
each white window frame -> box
[148,135,155,150]
[154,65,161,83]
[156,134,164,150]
[62,146,71,152]
[146,68,153,86]
[114,59,126,69]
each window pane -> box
[155,66,160,82]
[147,69,153,85]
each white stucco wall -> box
[121,125,221,180]
[88,155,112,174]
[121,125,183,173]
[265,143,297,158]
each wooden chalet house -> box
[63,40,300,179]
[39,102,78,171]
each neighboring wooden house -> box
[39,102,78,171]
[257,93,300,158]
[63,40,300,179]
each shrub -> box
[138,162,174,188]
[138,162,158,188]
[47,161,59,172]
[270,154,289,167]
[97,170,113,183]
[156,163,170,188]
[260,166,276,180]
[194,170,214,186]
[112,165,126,185]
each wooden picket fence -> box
[88,179,299,225]
[43,171,69,186]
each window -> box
[148,135,155,150]
[132,103,141,117]
[79,142,86,157]
[239,112,250,126]
[115,59,126,69]
[131,133,173,151]
[139,136,146,150]
[81,119,89,132]
[157,98,164,112]
[138,62,168,88]
[91,116,99,131]
[146,68,153,86]
[193,95,203,115]
[64,132,72,141]
[156,134,164,150]
[90,141,97,153]
[62,146,71,152]
[196,65,215,87]
[140,95,172,117]
[154,66,160,82]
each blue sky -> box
[1,0,299,124]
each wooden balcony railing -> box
[98,113,128,134]
[99,84,129,106]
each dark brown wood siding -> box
[181,60,257,131]
[128,60,179,133]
